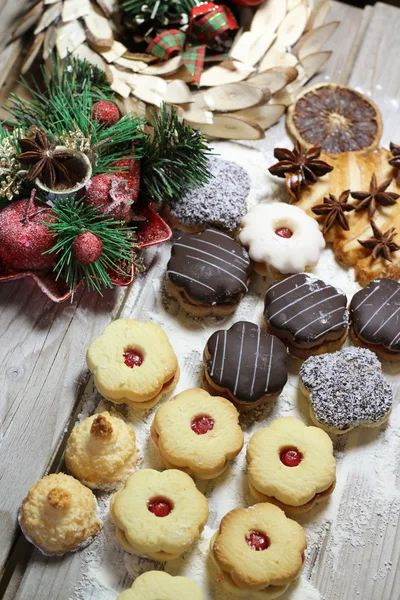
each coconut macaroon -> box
[19,473,101,556]
[65,412,138,490]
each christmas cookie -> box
[166,228,251,317]
[247,417,336,515]
[151,388,244,479]
[264,274,349,359]
[164,158,250,232]
[110,469,209,561]
[239,203,325,277]
[65,412,138,490]
[204,322,288,411]
[117,571,205,600]
[350,279,400,361]
[300,347,393,434]
[211,503,306,598]
[87,319,179,410]
[19,473,101,556]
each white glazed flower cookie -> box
[210,503,306,599]
[87,319,179,410]
[110,469,209,561]
[65,412,138,490]
[239,203,325,277]
[117,571,205,600]
[19,473,101,556]
[247,417,336,514]
[151,388,244,479]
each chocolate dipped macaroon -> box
[264,274,349,359]
[350,279,400,361]
[166,229,251,317]
[204,321,288,411]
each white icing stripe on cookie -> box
[174,243,248,273]
[167,271,216,292]
[210,333,220,377]
[250,326,261,398]
[389,331,400,349]
[281,293,343,326]
[196,238,249,264]
[352,285,379,311]
[268,286,328,320]
[268,280,311,306]
[220,330,227,384]
[295,307,345,336]
[316,319,349,338]
[373,303,400,337]
[359,288,400,335]
[233,323,245,396]
[264,336,274,392]
[186,255,249,291]
[206,229,231,240]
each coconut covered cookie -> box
[19,473,101,556]
[65,412,138,490]
[117,571,205,600]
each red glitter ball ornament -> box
[92,101,120,126]
[0,195,56,270]
[147,498,172,518]
[72,232,103,264]
[81,159,141,223]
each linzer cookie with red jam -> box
[204,321,288,411]
[247,417,336,515]
[110,469,208,561]
[350,279,400,361]
[118,572,205,600]
[300,347,393,434]
[239,203,325,278]
[264,274,349,359]
[210,503,306,598]
[166,229,251,317]
[151,388,244,479]
[86,319,179,410]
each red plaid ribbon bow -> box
[147,2,238,85]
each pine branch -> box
[138,104,212,205]
[44,196,141,296]
[122,0,198,21]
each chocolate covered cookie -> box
[350,279,400,361]
[300,347,393,434]
[166,229,251,317]
[204,321,288,411]
[264,274,349,359]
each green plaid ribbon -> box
[147,29,186,60]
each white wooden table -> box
[1,2,400,599]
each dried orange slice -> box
[287,83,382,154]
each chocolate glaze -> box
[206,321,288,403]
[350,279,400,352]
[167,229,251,305]
[264,274,348,346]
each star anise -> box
[17,130,73,190]
[350,173,399,217]
[269,142,333,201]
[358,220,400,262]
[311,190,355,234]
[389,142,400,185]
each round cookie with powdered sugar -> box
[350,279,400,361]
[204,321,288,411]
[300,347,393,434]
[164,158,250,233]
[166,229,251,317]
[264,273,349,359]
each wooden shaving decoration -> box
[13,0,340,140]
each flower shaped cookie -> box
[211,503,306,599]
[247,417,336,514]
[151,388,244,479]
[110,469,209,561]
[65,412,138,490]
[117,571,205,600]
[87,319,179,410]
[19,473,101,555]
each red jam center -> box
[280,447,303,467]
[274,227,293,238]
[191,415,215,435]
[245,531,270,551]
[147,498,172,517]
[123,348,143,368]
